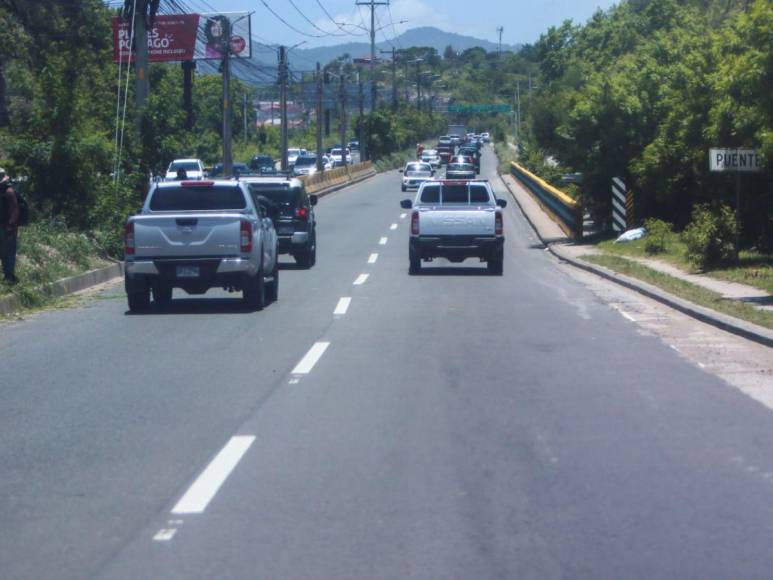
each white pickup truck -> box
[124,179,279,312]
[400,179,506,275]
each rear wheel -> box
[243,268,266,311]
[126,277,150,312]
[409,246,421,275]
[295,233,316,269]
[265,260,279,303]
[487,253,504,275]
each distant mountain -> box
[241,26,520,76]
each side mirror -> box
[398,169,404,173]
[400,199,412,209]
[431,170,435,176]
[309,194,318,206]
[496,199,507,208]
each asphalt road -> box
[2,148,773,579]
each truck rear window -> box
[247,184,303,208]
[149,185,247,211]
[419,184,492,204]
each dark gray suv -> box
[242,176,318,268]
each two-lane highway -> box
[3,148,773,578]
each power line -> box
[259,0,329,39]
[287,0,350,37]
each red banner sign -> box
[113,14,200,63]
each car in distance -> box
[124,179,279,311]
[165,158,205,181]
[250,154,275,174]
[287,148,307,167]
[480,132,491,143]
[329,147,352,166]
[400,179,506,275]
[400,161,435,192]
[347,140,360,151]
[292,155,320,177]
[240,176,318,268]
[445,160,476,180]
[421,149,442,169]
[209,162,249,178]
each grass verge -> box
[583,254,773,329]
[494,140,518,175]
[0,222,112,309]
[596,234,773,295]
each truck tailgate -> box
[132,213,245,258]
[417,206,497,236]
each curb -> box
[498,172,773,349]
[0,171,380,317]
[0,261,125,317]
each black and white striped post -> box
[611,177,628,232]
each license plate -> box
[278,226,294,235]
[176,265,199,278]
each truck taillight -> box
[295,207,308,220]
[495,212,503,236]
[240,220,253,252]
[411,211,420,235]
[124,222,135,255]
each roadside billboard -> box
[113,13,251,63]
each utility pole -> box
[515,80,521,142]
[279,45,289,171]
[222,17,233,177]
[324,69,331,137]
[496,26,504,57]
[134,2,149,110]
[243,93,248,142]
[315,62,323,172]
[182,60,195,131]
[339,74,347,168]
[356,1,389,112]
[380,47,397,110]
[415,60,422,112]
[358,69,366,161]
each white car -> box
[287,148,307,167]
[480,132,491,143]
[292,155,320,176]
[400,161,435,192]
[165,158,205,181]
[329,147,352,166]
[421,149,442,169]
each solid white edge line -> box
[171,435,256,515]
[334,297,352,315]
[368,253,378,264]
[292,341,331,374]
[379,237,388,245]
[353,273,369,285]
[620,311,636,322]
[390,223,398,230]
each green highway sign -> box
[448,103,512,113]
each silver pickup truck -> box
[400,179,506,275]
[124,179,278,312]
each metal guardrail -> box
[510,161,583,240]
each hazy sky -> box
[190,0,620,48]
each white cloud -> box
[388,0,452,33]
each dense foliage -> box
[527,0,772,247]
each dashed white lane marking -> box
[620,310,636,322]
[334,297,352,315]
[353,274,369,285]
[390,223,398,230]
[400,213,407,219]
[368,253,378,264]
[292,341,330,374]
[379,237,388,245]
[171,436,256,515]
[288,378,300,384]
[153,529,178,542]
[670,344,681,353]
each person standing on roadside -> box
[0,168,19,284]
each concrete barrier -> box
[510,161,583,240]
[301,161,375,194]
